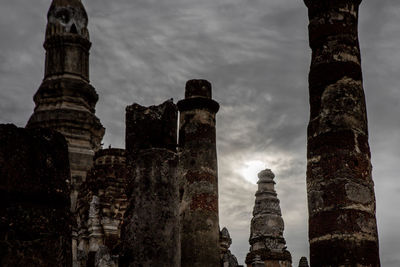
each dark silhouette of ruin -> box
[0,0,380,266]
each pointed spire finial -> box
[46,0,89,39]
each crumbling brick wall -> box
[0,124,72,267]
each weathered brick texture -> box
[121,100,180,267]
[178,79,220,267]
[304,1,380,266]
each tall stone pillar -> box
[177,79,220,267]
[304,0,380,266]
[120,100,180,267]
[245,169,291,267]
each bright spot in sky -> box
[239,160,265,184]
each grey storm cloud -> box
[1,0,400,265]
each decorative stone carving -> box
[76,148,127,267]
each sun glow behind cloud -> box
[237,160,265,184]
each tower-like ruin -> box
[25,1,104,265]
[304,0,380,265]
[121,100,180,267]
[26,0,104,212]
[178,80,221,267]
[246,169,292,267]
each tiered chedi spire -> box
[246,169,291,267]
[26,2,104,265]
[297,257,309,267]
[220,227,239,267]
[304,0,380,265]
[26,0,104,212]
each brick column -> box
[304,0,380,265]
[178,79,220,267]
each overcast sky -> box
[1,0,399,265]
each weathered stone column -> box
[0,124,72,267]
[304,0,380,266]
[177,79,220,267]
[245,169,291,267]
[120,100,180,267]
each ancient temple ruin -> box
[26,0,105,213]
[246,169,291,267]
[0,0,381,266]
[76,148,128,266]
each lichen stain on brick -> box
[190,193,218,212]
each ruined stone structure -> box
[120,101,180,267]
[246,169,291,267]
[220,227,239,267]
[76,148,127,266]
[304,0,380,265]
[26,0,104,213]
[25,1,104,264]
[297,257,309,267]
[1,0,384,266]
[0,124,72,267]
[178,80,221,267]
